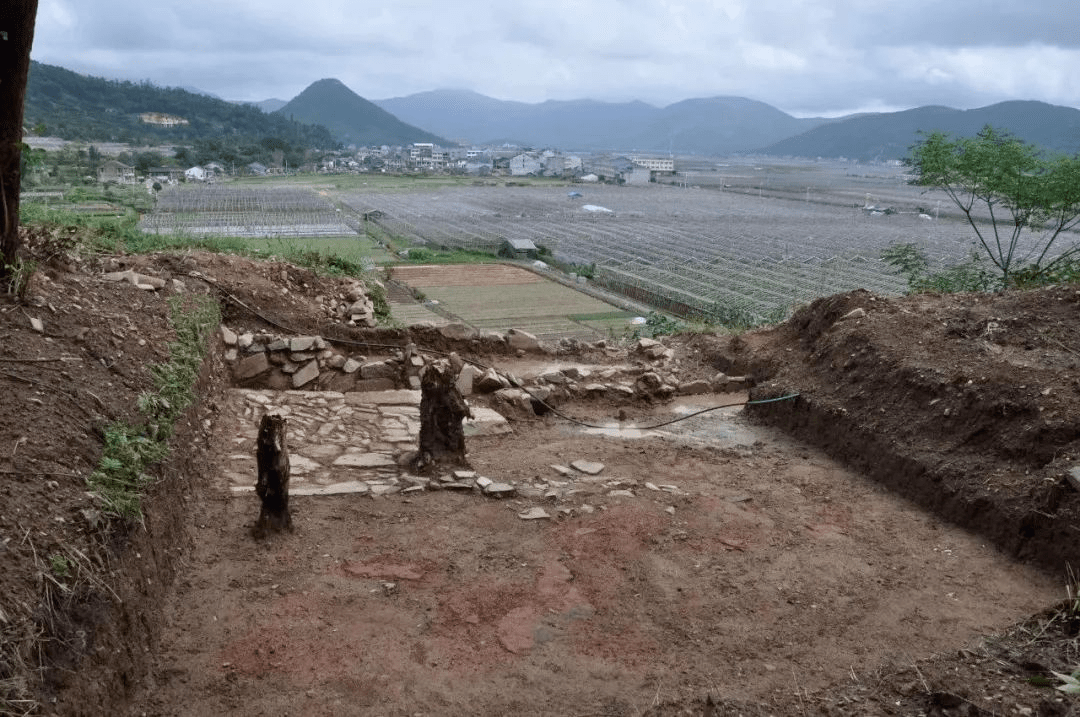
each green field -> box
[404,280,632,339]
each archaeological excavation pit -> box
[135,340,1063,716]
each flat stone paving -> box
[218,389,510,497]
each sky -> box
[29,0,1080,117]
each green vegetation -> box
[3,257,37,300]
[26,61,338,151]
[881,243,995,293]
[48,554,72,579]
[705,300,787,330]
[88,295,219,520]
[629,311,687,338]
[906,126,1080,286]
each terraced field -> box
[387,264,633,339]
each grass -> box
[88,294,220,520]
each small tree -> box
[906,126,1080,286]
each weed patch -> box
[87,294,219,520]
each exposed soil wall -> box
[738,287,1080,574]
[43,344,226,715]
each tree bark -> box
[253,414,292,538]
[413,361,473,475]
[0,0,39,277]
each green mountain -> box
[757,101,1080,160]
[24,61,339,149]
[276,79,448,147]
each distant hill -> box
[276,79,447,147]
[375,90,827,153]
[757,101,1080,160]
[247,98,288,113]
[24,61,338,148]
[626,97,826,155]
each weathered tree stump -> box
[253,414,292,538]
[412,360,473,475]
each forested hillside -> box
[24,61,339,150]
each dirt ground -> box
[3,226,1080,716]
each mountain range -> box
[23,60,1080,160]
[371,90,1080,159]
[373,90,827,154]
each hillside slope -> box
[759,100,1080,160]
[24,61,338,147]
[277,78,448,147]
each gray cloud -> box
[30,0,1080,115]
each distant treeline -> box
[24,61,340,153]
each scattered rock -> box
[518,507,551,520]
[483,483,516,498]
[570,460,605,475]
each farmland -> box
[386,264,634,339]
[134,159,1077,323]
[337,161,1019,321]
[139,185,355,237]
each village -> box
[84,140,678,189]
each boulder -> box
[291,360,320,388]
[473,367,506,394]
[677,380,711,395]
[456,363,479,395]
[234,352,270,380]
[439,323,478,341]
[506,328,540,352]
[289,336,317,352]
[361,360,399,380]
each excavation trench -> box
[127,353,1060,715]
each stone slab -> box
[333,452,398,468]
[463,406,512,437]
[345,389,421,406]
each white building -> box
[632,157,675,173]
[510,153,542,176]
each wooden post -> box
[253,414,292,538]
[413,360,473,475]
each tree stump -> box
[253,414,292,538]
[413,360,473,475]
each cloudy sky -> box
[30,0,1079,117]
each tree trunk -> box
[413,361,473,475]
[0,0,40,278]
[253,414,292,538]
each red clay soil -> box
[1,230,1079,716]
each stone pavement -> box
[218,388,511,497]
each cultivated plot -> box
[388,264,632,339]
[340,169,1072,321]
[141,185,356,237]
